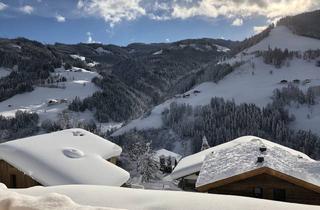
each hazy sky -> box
[0,0,319,45]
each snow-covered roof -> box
[170,136,313,180]
[0,128,130,186]
[196,136,320,189]
[153,149,182,162]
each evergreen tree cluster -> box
[272,84,315,107]
[161,98,320,159]
[257,48,298,68]
[0,38,62,101]
[0,111,39,142]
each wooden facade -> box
[196,167,320,205]
[0,160,40,188]
[0,156,119,188]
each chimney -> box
[257,157,264,163]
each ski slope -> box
[0,67,100,122]
[112,26,320,136]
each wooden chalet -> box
[171,136,320,205]
[0,128,129,188]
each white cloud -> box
[77,0,320,27]
[232,18,243,26]
[0,2,8,11]
[55,14,66,22]
[19,5,34,14]
[165,38,170,42]
[253,25,268,34]
[78,0,145,27]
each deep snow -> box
[11,184,320,210]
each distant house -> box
[171,136,320,205]
[280,80,288,84]
[293,79,300,84]
[153,149,182,173]
[0,128,129,188]
[302,79,311,85]
[47,99,59,106]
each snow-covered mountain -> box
[113,25,320,136]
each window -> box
[10,174,17,188]
[273,189,286,201]
[253,187,263,198]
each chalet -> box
[153,149,182,173]
[183,94,190,98]
[302,79,311,85]
[0,128,129,188]
[171,136,320,205]
[293,79,300,84]
[47,99,59,106]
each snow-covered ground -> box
[0,67,100,122]
[248,26,320,52]
[11,184,320,210]
[112,26,320,136]
[0,184,119,210]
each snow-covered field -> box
[0,67,100,122]
[113,26,320,136]
[11,184,320,210]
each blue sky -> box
[0,0,319,46]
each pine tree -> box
[201,135,210,151]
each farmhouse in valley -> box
[170,136,320,205]
[153,149,182,173]
[0,128,129,188]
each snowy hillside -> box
[247,26,320,52]
[113,25,320,136]
[11,184,320,210]
[0,67,100,122]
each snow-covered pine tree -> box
[201,135,210,151]
[138,142,159,182]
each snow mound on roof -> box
[196,137,320,188]
[63,148,85,159]
[0,184,121,210]
[170,136,313,180]
[248,26,320,52]
[0,128,129,186]
[12,185,320,210]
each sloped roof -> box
[170,136,313,180]
[153,149,182,162]
[0,128,129,187]
[196,137,320,191]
